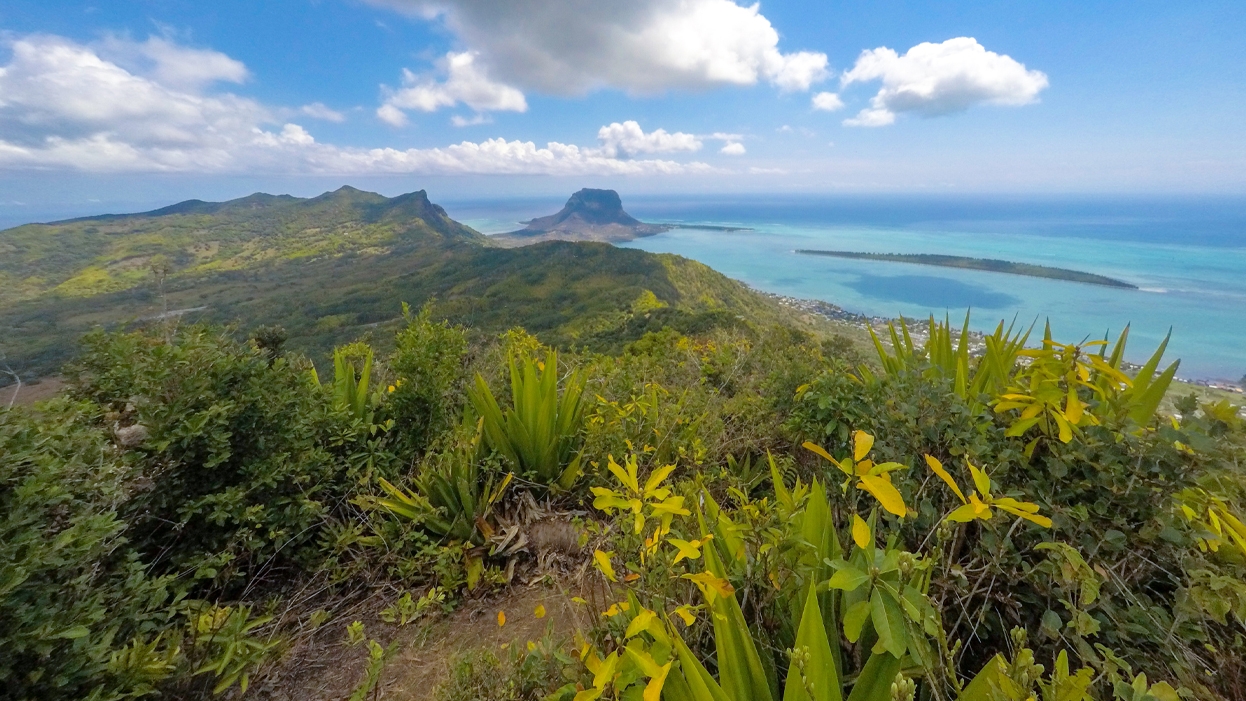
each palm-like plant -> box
[370,417,512,546]
[468,350,585,489]
[310,347,383,425]
[867,312,1031,410]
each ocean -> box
[448,194,1246,382]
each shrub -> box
[0,401,174,700]
[388,304,470,456]
[66,325,371,586]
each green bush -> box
[0,401,174,701]
[66,325,374,586]
[388,304,470,455]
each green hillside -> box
[0,187,817,378]
[0,186,484,305]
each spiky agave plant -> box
[866,312,1031,410]
[468,350,585,489]
[310,346,383,425]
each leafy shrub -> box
[388,304,470,455]
[0,400,174,701]
[66,325,377,586]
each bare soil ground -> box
[2,376,66,407]
[258,577,597,701]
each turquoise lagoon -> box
[450,195,1246,381]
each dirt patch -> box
[259,579,595,701]
[2,376,66,407]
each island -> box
[663,223,754,232]
[492,188,669,246]
[795,250,1138,289]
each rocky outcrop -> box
[493,189,668,246]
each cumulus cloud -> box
[97,35,249,90]
[301,102,347,122]
[0,34,714,176]
[720,142,746,155]
[0,33,271,170]
[811,91,844,112]
[594,121,702,158]
[366,0,828,93]
[840,37,1048,127]
[377,51,526,126]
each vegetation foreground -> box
[2,295,1246,701]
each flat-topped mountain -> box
[493,189,669,246]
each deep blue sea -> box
[448,195,1246,382]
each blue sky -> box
[0,0,1244,216]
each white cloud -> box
[301,102,346,122]
[450,113,492,127]
[302,138,716,176]
[367,0,828,93]
[376,104,408,127]
[97,35,249,90]
[0,34,714,177]
[0,33,270,168]
[841,37,1048,127]
[378,51,526,125]
[842,108,895,128]
[594,121,702,158]
[811,91,844,112]
[720,142,746,155]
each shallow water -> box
[450,195,1246,381]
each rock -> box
[115,423,149,447]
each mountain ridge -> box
[0,185,824,379]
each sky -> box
[1,0,1244,217]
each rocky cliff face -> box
[494,189,668,246]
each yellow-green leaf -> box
[924,454,966,504]
[593,550,617,582]
[857,474,907,517]
[643,464,677,497]
[968,462,992,496]
[673,605,698,626]
[853,431,875,461]
[852,513,871,549]
[626,609,657,638]
[803,441,846,474]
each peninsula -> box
[492,188,669,246]
[796,250,1138,289]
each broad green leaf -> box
[842,599,871,642]
[783,587,843,701]
[828,566,869,592]
[869,589,906,659]
[701,544,775,701]
[845,651,902,701]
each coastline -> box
[757,289,1244,394]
